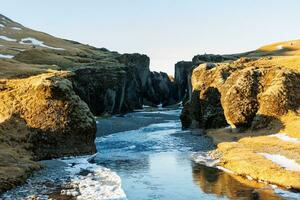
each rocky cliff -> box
[180,57,300,130]
[181,42,300,189]
[70,53,179,116]
[0,71,96,192]
[0,14,183,193]
[0,14,180,116]
[175,54,236,105]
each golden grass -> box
[218,142,300,189]
[210,111,300,189]
[258,39,300,55]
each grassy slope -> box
[0,14,123,79]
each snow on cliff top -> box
[19,37,65,50]
[0,35,16,42]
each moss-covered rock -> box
[0,72,96,192]
[181,58,300,129]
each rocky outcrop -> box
[181,57,300,130]
[0,71,96,192]
[175,61,194,103]
[175,55,236,105]
[192,54,236,66]
[117,53,150,110]
[0,71,96,159]
[71,64,128,115]
[146,72,178,107]
[71,53,180,116]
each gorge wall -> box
[0,14,183,193]
[70,53,180,116]
[174,54,236,105]
[180,57,300,130]
[0,72,96,192]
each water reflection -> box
[192,163,284,200]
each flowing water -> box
[1,108,299,200]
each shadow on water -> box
[192,163,285,200]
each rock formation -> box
[175,55,236,105]
[175,61,193,103]
[70,53,180,116]
[0,72,96,192]
[181,57,300,130]
[146,71,178,107]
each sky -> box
[1,0,300,75]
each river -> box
[1,108,297,200]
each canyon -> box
[0,13,300,199]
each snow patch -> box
[274,188,300,200]
[0,35,17,42]
[191,152,236,174]
[258,153,300,172]
[11,27,22,31]
[0,24,4,28]
[60,155,127,200]
[269,133,300,144]
[19,37,65,50]
[191,152,219,167]
[277,45,284,50]
[216,166,235,174]
[0,54,14,59]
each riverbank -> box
[205,112,300,191]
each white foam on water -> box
[11,27,22,31]
[258,153,300,172]
[0,53,14,59]
[269,133,300,144]
[19,37,65,50]
[60,155,127,200]
[0,35,16,42]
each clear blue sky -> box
[2,0,300,75]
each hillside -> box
[0,14,123,78]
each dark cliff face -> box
[146,72,178,107]
[192,54,237,66]
[117,53,150,110]
[71,53,180,116]
[175,61,194,103]
[71,65,128,115]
